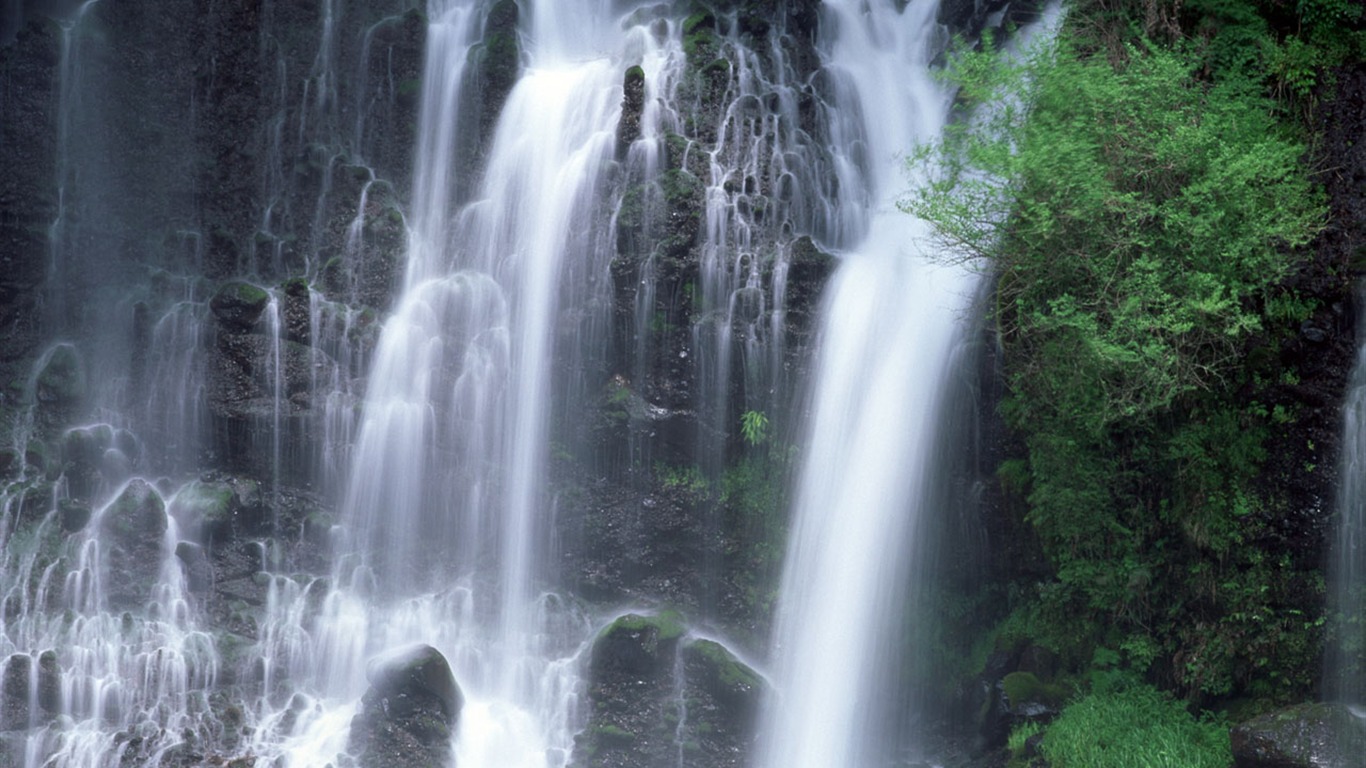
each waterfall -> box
[2,0,1066,764]
[758,2,1059,765]
[1329,283,1366,705]
[756,2,963,765]
[245,2,680,765]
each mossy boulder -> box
[469,0,521,148]
[169,479,237,541]
[349,644,463,768]
[209,281,270,331]
[576,611,690,767]
[614,169,704,280]
[59,498,91,532]
[591,611,687,681]
[680,638,767,758]
[1230,702,1366,768]
[61,424,137,502]
[1000,671,1069,719]
[682,639,763,712]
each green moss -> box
[606,609,687,643]
[219,280,269,307]
[683,11,715,35]
[687,639,762,690]
[174,480,235,525]
[593,724,634,745]
[1002,671,1070,711]
[281,276,310,297]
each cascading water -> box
[1,0,1059,765]
[758,2,1058,765]
[244,2,690,765]
[756,3,965,765]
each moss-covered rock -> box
[1230,702,1366,768]
[680,638,767,760]
[591,611,687,681]
[1000,671,1069,719]
[576,611,690,767]
[0,651,62,730]
[209,281,270,331]
[469,0,521,149]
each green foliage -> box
[909,39,1321,434]
[739,409,769,446]
[1006,721,1043,765]
[719,441,793,621]
[908,28,1327,701]
[1003,671,1070,710]
[1039,685,1230,768]
[657,463,709,495]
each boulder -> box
[590,612,686,682]
[349,644,463,768]
[679,639,767,762]
[1231,702,1366,768]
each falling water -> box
[759,2,1058,765]
[4,0,1065,764]
[244,2,684,765]
[1329,283,1366,704]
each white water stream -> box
[249,2,681,765]
[0,1,1058,766]
[757,2,964,765]
[1330,283,1366,705]
[759,2,1060,766]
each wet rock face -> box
[574,614,766,768]
[98,478,168,610]
[0,651,62,730]
[1231,702,1366,768]
[937,0,1044,36]
[349,644,463,768]
[0,15,58,382]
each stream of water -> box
[0,1,1042,765]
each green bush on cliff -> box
[1039,684,1230,768]
[906,29,1326,699]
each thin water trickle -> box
[1329,283,1366,704]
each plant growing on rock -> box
[906,28,1329,700]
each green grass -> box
[1040,685,1230,768]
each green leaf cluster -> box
[907,28,1328,700]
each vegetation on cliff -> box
[907,0,1366,755]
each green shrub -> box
[1040,685,1230,768]
[905,27,1326,698]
